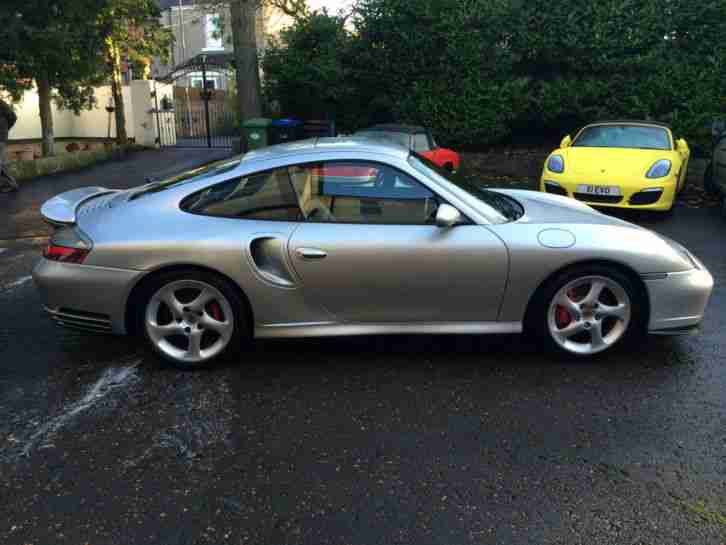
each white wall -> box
[8,84,139,141]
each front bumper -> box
[32,258,143,335]
[540,176,678,211]
[644,267,714,334]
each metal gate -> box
[154,53,238,149]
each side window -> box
[181,168,303,221]
[288,161,438,225]
[413,133,431,152]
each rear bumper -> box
[32,258,142,334]
[644,267,714,334]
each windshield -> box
[356,131,411,149]
[573,125,672,150]
[408,154,523,222]
[130,157,242,200]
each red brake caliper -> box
[207,301,224,322]
[555,289,577,329]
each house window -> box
[189,72,222,90]
[205,14,223,50]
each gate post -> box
[201,55,213,149]
[130,80,157,147]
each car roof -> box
[240,136,411,164]
[359,124,428,134]
[585,120,672,130]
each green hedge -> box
[262,0,726,150]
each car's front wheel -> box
[529,265,645,357]
[139,270,247,369]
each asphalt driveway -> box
[0,149,724,545]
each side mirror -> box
[676,138,689,154]
[435,203,463,228]
[560,135,572,149]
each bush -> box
[262,0,726,149]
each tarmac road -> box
[0,149,724,544]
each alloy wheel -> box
[547,275,631,355]
[145,279,235,364]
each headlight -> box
[646,159,671,179]
[547,154,564,173]
[659,234,700,270]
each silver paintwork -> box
[32,137,714,356]
[547,275,631,355]
[41,187,118,225]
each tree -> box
[0,1,109,156]
[98,0,173,145]
[262,11,358,129]
[193,0,309,123]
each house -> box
[153,0,293,90]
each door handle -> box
[296,247,327,260]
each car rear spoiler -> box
[40,187,118,227]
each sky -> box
[307,0,355,14]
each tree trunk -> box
[230,0,262,122]
[36,75,55,157]
[107,37,128,146]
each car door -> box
[713,134,726,194]
[287,160,508,323]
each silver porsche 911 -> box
[33,138,713,369]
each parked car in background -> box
[703,122,726,217]
[355,124,461,172]
[540,121,690,212]
[34,138,712,370]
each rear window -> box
[130,158,241,200]
[180,168,302,221]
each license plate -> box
[576,184,622,196]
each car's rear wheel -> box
[444,162,454,173]
[529,265,645,357]
[139,270,247,370]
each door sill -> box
[255,321,522,339]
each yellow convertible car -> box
[540,121,690,212]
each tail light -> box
[43,227,92,264]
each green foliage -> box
[262,0,726,148]
[99,0,173,69]
[0,0,109,106]
[262,11,359,129]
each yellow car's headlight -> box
[646,159,671,179]
[547,154,565,173]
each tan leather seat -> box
[289,166,335,221]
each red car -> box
[355,124,461,172]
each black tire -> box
[703,163,717,195]
[136,269,248,370]
[444,162,455,173]
[526,264,647,358]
